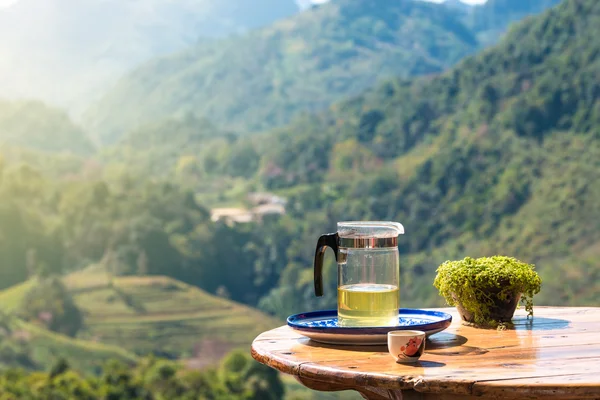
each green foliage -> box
[0,350,285,400]
[0,311,135,374]
[219,349,285,400]
[0,164,66,290]
[101,115,236,177]
[433,256,542,327]
[19,277,83,337]
[23,320,137,375]
[0,312,37,370]
[0,100,94,155]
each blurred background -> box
[0,0,598,398]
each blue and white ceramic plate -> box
[287,309,452,345]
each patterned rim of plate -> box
[287,308,452,335]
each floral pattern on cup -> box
[387,330,426,363]
[399,337,424,359]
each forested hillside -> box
[0,150,287,308]
[0,100,94,155]
[248,0,600,314]
[85,0,480,143]
[100,114,243,178]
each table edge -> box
[251,306,600,398]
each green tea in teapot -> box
[314,222,404,328]
[337,283,399,327]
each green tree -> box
[20,277,84,337]
[220,350,285,400]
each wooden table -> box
[251,307,600,400]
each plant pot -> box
[452,290,522,325]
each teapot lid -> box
[337,221,404,248]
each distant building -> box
[211,195,287,225]
[252,203,286,222]
[210,208,255,224]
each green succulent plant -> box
[433,256,542,328]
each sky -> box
[297,0,487,8]
[427,0,487,3]
[0,0,488,9]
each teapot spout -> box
[383,222,405,235]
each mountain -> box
[85,0,480,144]
[0,100,94,155]
[246,0,600,315]
[443,0,473,13]
[85,0,565,145]
[0,0,299,115]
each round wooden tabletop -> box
[251,307,600,400]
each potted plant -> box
[433,256,542,328]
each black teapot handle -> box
[314,233,339,297]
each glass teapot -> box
[314,221,405,327]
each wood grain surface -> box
[251,307,600,399]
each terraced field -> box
[0,279,36,313]
[0,266,281,366]
[15,319,138,374]
[67,267,281,362]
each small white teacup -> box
[387,330,426,363]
